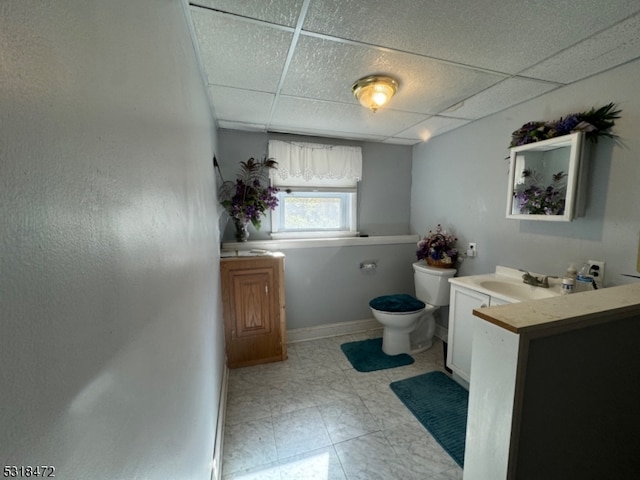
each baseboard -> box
[211,365,229,480]
[287,319,448,344]
[435,324,448,343]
[287,318,382,343]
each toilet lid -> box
[369,294,426,313]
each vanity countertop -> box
[473,282,640,336]
[449,266,563,303]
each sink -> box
[478,280,559,301]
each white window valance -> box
[268,139,362,188]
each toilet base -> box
[382,328,435,356]
[380,313,436,356]
[381,327,412,356]
[409,338,433,355]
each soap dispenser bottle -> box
[561,264,577,294]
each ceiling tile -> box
[209,86,274,124]
[271,96,428,137]
[190,7,292,91]
[282,35,507,114]
[187,1,640,144]
[192,0,304,27]
[396,116,471,142]
[520,13,640,84]
[303,0,640,73]
[445,77,561,120]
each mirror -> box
[506,132,589,221]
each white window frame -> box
[270,187,358,239]
[268,139,362,240]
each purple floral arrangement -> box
[514,169,567,215]
[510,103,621,147]
[416,224,458,264]
[215,156,279,229]
[226,178,279,227]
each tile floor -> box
[221,331,464,479]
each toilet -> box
[369,260,457,355]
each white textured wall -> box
[0,1,223,479]
[411,58,640,286]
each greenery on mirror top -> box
[514,169,567,215]
[214,156,279,230]
[510,103,621,147]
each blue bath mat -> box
[390,371,468,467]
[340,337,414,372]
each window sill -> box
[222,234,419,251]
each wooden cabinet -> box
[220,254,286,368]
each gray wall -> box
[217,130,416,329]
[278,244,417,329]
[0,1,223,478]
[411,58,640,287]
[217,129,413,241]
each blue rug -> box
[340,337,414,372]
[390,371,468,467]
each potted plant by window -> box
[215,156,279,242]
[416,224,458,268]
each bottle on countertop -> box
[560,263,577,294]
[561,277,574,295]
[575,262,595,292]
[565,263,577,281]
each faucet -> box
[519,269,558,288]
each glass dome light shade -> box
[352,75,399,112]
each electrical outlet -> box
[467,243,477,257]
[587,260,605,288]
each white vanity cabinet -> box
[447,285,510,384]
[464,284,640,479]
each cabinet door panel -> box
[232,269,273,338]
[221,256,287,368]
[448,286,490,382]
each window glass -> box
[271,190,357,237]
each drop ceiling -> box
[187,0,640,145]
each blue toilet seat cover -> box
[369,294,426,313]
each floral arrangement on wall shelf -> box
[510,103,621,147]
[513,169,567,215]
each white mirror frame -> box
[506,132,589,222]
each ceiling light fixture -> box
[352,75,399,112]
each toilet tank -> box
[413,260,457,306]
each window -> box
[272,190,357,237]
[268,140,362,239]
